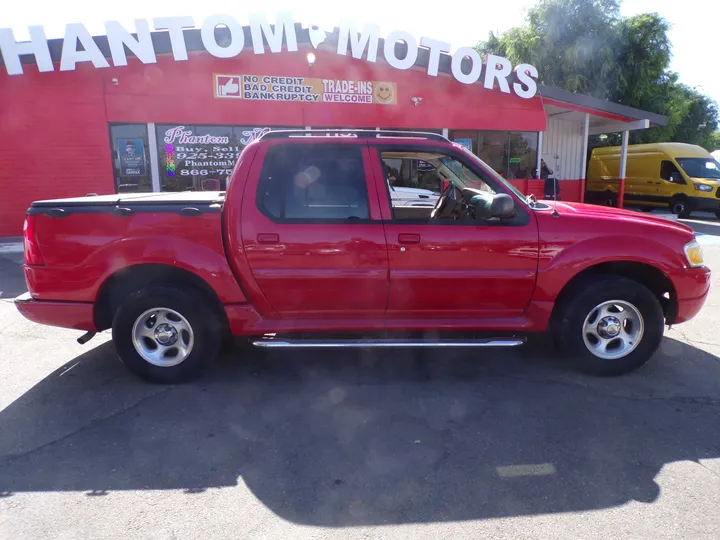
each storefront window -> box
[449,130,538,180]
[508,132,539,180]
[109,124,151,193]
[156,124,296,191]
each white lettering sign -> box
[0,12,539,99]
[201,14,245,58]
[105,20,157,67]
[60,23,110,71]
[164,126,230,145]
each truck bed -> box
[24,191,246,307]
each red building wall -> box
[0,67,115,236]
[0,46,548,236]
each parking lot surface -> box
[1,218,720,539]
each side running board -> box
[251,337,526,349]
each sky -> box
[3,0,719,109]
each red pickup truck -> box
[16,130,711,383]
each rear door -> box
[238,140,389,318]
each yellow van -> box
[586,142,720,218]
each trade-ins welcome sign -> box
[214,74,398,105]
[0,12,539,99]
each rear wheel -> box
[714,210,720,220]
[553,276,664,376]
[112,286,222,383]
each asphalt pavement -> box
[1,219,720,539]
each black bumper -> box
[689,197,720,212]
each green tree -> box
[478,0,719,148]
[479,0,622,98]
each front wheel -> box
[553,276,664,376]
[670,196,691,218]
[714,210,720,220]
[112,286,222,383]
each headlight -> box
[693,183,713,192]
[684,240,705,267]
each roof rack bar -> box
[259,129,451,143]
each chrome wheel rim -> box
[582,300,644,360]
[672,201,685,215]
[131,308,194,367]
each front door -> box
[371,145,539,318]
[239,141,389,318]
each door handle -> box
[257,233,279,244]
[398,233,421,245]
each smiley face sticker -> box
[373,82,397,105]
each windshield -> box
[452,145,529,203]
[676,157,720,180]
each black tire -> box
[670,196,691,218]
[602,191,616,207]
[714,210,720,220]
[553,276,664,376]
[111,286,222,384]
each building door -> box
[109,124,152,193]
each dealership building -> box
[0,21,667,236]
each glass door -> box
[109,124,151,193]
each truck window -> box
[676,157,720,180]
[382,157,442,193]
[257,145,370,221]
[381,150,496,221]
[660,160,684,183]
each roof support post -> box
[580,113,590,203]
[618,130,629,209]
[536,131,543,185]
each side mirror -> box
[490,193,515,219]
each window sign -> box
[214,74,397,105]
[157,124,294,191]
[118,138,146,176]
[110,124,151,193]
[417,160,434,171]
[455,138,473,152]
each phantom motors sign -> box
[0,13,538,99]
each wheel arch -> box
[94,263,229,331]
[550,260,678,328]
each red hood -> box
[543,201,695,236]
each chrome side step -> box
[251,337,526,349]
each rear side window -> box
[257,144,370,221]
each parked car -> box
[388,183,440,207]
[16,130,710,383]
[586,142,720,218]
